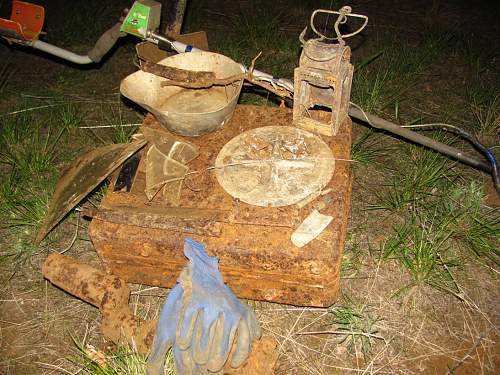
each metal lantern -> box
[293,7,367,136]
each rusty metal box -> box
[89,105,352,307]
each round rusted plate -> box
[215,126,335,207]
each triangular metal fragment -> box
[35,140,147,244]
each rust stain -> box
[42,253,279,374]
[89,105,352,307]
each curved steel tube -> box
[32,40,93,64]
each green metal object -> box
[121,0,161,38]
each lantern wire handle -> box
[302,7,368,44]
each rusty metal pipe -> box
[42,253,129,308]
[42,253,279,373]
[348,105,493,174]
[42,253,156,353]
[217,72,495,178]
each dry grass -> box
[0,215,498,374]
[0,0,499,374]
[251,258,498,374]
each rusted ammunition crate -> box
[89,105,352,307]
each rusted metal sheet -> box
[84,205,224,237]
[89,105,352,307]
[35,140,147,244]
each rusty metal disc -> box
[215,126,335,207]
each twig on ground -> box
[34,361,76,375]
[362,336,400,375]
[296,330,386,342]
[444,328,492,375]
[58,212,80,254]
[78,123,141,129]
[278,308,306,353]
[296,311,330,334]
[130,287,160,295]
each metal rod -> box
[32,40,93,64]
[148,32,294,92]
[348,105,493,173]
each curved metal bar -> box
[32,40,93,64]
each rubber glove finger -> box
[206,313,225,372]
[193,362,208,375]
[147,316,177,374]
[192,308,218,365]
[148,320,173,364]
[146,287,183,375]
[207,365,223,375]
[207,313,238,372]
[146,336,170,375]
[174,347,193,375]
[244,304,262,340]
[176,305,200,350]
[155,286,183,344]
[179,352,211,375]
[230,318,252,368]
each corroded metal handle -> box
[303,7,368,43]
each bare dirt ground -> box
[1,0,499,374]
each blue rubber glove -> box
[146,282,183,375]
[146,238,261,375]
